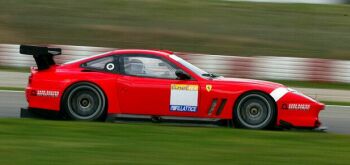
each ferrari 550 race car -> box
[20,45,325,129]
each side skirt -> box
[106,114,231,127]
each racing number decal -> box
[170,84,198,112]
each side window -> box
[122,56,178,79]
[83,56,117,72]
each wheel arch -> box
[232,90,278,126]
[60,80,109,119]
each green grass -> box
[0,66,29,73]
[0,1,350,59]
[271,80,350,90]
[0,118,349,165]
[321,100,350,106]
[0,86,24,91]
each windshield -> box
[169,55,222,78]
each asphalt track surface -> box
[0,90,349,134]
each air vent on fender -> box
[207,98,218,115]
[216,99,227,116]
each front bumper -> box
[276,90,325,128]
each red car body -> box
[24,48,324,128]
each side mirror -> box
[175,70,191,80]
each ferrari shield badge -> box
[206,84,212,92]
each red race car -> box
[20,45,325,129]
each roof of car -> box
[108,49,173,56]
[62,49,174,66]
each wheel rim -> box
[67,85,104,120]
[236,94,272,129]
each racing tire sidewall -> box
[234,92,276,129]
[62,82,106,121]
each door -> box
[117,54,200,117]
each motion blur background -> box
[0,0,349,103]
[1,1,350,164]
[0,0,349,58]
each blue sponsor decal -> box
[170,105,197,112]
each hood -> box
[212,77,284,88]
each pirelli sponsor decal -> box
[282,103,310,111]
[36,90,59,97]
[170,84,198,112]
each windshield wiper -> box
[202,73,221,78]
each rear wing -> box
[20,45,62,70]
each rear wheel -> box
[62,82,106,121]
[234,92,276,129]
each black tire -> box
[61,82,106,121]
[234,92,276,129]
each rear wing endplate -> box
[20,45,62,70]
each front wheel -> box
[234,92,276,129]
[62,82,106,121]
